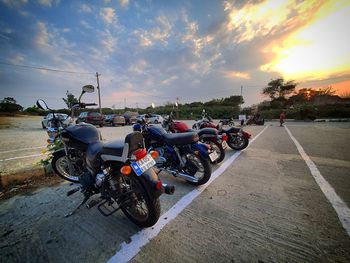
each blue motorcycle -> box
[133,122,212,185]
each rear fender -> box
[139,167,163,198]
[241,130,251,139]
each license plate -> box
[131,154,156,176]
[209,151,219,162]
[222,141,228,149]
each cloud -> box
[8,54,25,64]
[261,0,350,81]
[80,20,94,30]
[36,21,50,47]
[133,15,172,47]
[128,59,148,75]
[100,30,118,53]
[38,0,60,7]
[161,75,178,85]
[223,0,322,43]
[100,7,117,25]
[78,3,92,13]
[1,0,27,8]
[119,0,129,8]
[222,71,251,80]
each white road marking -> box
[285,125,350,236]
[0,153,47,162]
[0,146,46,154]
[107,125,269,263]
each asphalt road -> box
[0,119,350,262]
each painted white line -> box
[0,146,46,154]
[0,153,47,162]
[285,125,350,236]
[107,125,269,263]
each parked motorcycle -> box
[162,113,227,164]
[193,112,251,151]
[133,117,212,185]
[36,87,174,228]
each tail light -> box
[133,148,147,161]
[221,134,228,141]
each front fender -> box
[52,148,66,157]
[191,142,209,159]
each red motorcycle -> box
[193,113,251,151]
[162,114,227,164]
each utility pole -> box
[96,72,102,114]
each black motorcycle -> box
[36,90,174,228]
[133,118,212,186]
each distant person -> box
[280,111,286,127]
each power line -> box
[0,61,94,75]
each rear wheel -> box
[183,153,211,185]
[51,150,85,183]
[205,140,225,164]
[121,175,161,228]
[227,135,249,150]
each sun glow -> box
[261,0,350,80]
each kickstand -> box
[64,194,90,218]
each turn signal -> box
[150,150,159,159]
[120,165,132,175]
[222,134,228,141]
[194,150,200,156]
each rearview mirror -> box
[82,85,95,93]
[36,99,49,110]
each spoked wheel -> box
[205,140,225,164]
[121,175,161,228]
[183,153,211,185]
[227,135,249,150]
[52,150,84,183]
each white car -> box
[148,114,163,124]
[42,113,72,129]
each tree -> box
[62,91,78,109]
[262,78,297,100]
[1,97,17,104]
[0,97,23,112]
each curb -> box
[0,165,53,190]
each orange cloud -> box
[222,71,250,79]
[261,0,350,81]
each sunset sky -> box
[0,0,349,109]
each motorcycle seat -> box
[220,127,241,134]
[87,132,145,165]
[163,132,199,145]
[197,128,218,137]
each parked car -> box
[148,114,163,124]
[104,114,115,125]
[76,112,104,127]
[42,113,72,129]
[112,115,126,126]
[124,111,138,125]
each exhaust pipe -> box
[162,183,175,195]
[167,169,199,183]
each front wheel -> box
[183,153,211,185]
[51,150,84,183]
[205,140,225,164]
[227,135,249,150]
[121,175,161,228]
